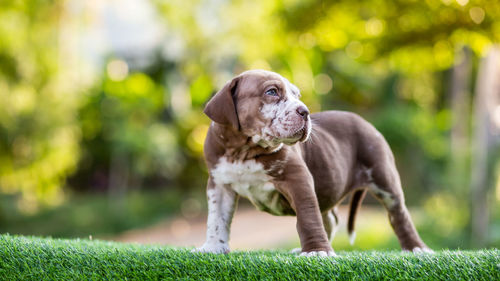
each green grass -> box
[0,235,498,280]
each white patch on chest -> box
[211,157,287,215]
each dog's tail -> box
[347,189,367,245]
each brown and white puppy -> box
[194,70,431,256]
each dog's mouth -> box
[298,126,309,142]
[283,123,310,144]
[297,123,310,142]
[291,127,306,140]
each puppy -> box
[194,70,431,256]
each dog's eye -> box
[265,89,278,96]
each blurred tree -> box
[470,48,500,247]
[73,62,183,193]
[0,0,81,211]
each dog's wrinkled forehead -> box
[236,70,300,98]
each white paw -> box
[300,250,336,257]
[411,247,434,254]
[290,248,302,254]
[191,242,230,254]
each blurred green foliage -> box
[0,0,499,248]
[0,1,79,208]
[0,189,189,238]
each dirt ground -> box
[114,204,354,250]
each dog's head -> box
[204,70,311,147]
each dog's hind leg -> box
[322,208,339,242]
[369,162,432,253]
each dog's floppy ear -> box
[204,77,240,130]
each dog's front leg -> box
[194,178,238,254]
[294,193,335,256]
[278,172,335,257]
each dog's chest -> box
[211,157,288,215]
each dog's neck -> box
[209,123,283,161]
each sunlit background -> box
[1,0,499,251]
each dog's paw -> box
[411,247,434,254]
[300,250,336,257]
[191,242,230,254]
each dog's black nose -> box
[296,106,310,120]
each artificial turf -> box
[0,234,498,280]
